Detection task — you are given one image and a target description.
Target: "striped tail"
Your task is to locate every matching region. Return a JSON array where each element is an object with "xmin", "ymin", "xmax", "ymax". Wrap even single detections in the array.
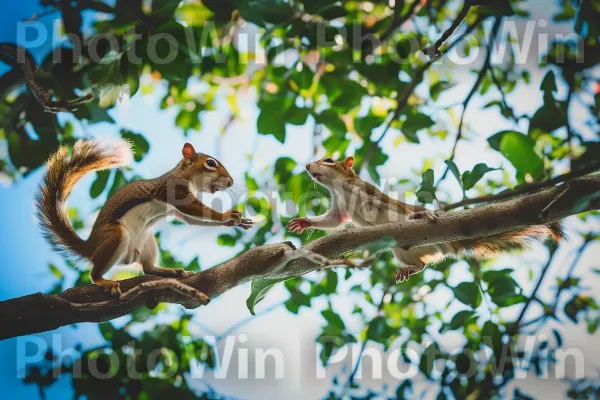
[
  {"xmin": 451, "ymin": 222, "xmax": 564, "ymax": 259},
  {"xmin": 35, "ymin": 139, "xmax": 132, "ymax": 260}
]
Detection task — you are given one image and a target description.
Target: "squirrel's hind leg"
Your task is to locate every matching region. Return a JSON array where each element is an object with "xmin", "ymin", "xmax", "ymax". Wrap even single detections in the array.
[
  {"xmin": 391, "ymin": 247, "xmax": 427, "ymax": 283},
  {"xmin": 90, "ymin": 225, "xmax": 129, "ymax": 296},
  {"xmin": 139, "ymin": 232, "xmax": 194, "ymax": 278},
  {"xmin": 395, "ymin": 262, "xmax": 426, "ymax": 283}
]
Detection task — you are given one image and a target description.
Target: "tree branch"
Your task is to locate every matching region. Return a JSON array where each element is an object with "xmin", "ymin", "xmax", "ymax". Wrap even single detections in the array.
[
  {"xmin": 361, "ymin": 16, "xmax": 484, "ymax": 171},
  {"xmin": 422, "ymin": 0, "xmax": 474, "ymax": 59},
  {"xmin": 2, "ymin": 174, "xmax": 600, "ymax": 340},
  {"xmin": 0, "ymin": 43, "xmax": 93, "ymax": 112},
  {"xmin": 365, "ymin": 0, "xmax": 424, "ymax": 56},
  {"xmin": 437, "ymin": 18, "xmax": 502, "ymax": 184},
  {"xmin": 443, "ymin": 159, "xmax": 600, "ymax": 210}
]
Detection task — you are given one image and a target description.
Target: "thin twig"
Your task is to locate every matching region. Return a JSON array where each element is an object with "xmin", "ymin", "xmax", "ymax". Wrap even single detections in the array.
[
  {"xmin": 437, "ymin": 18, "xmax": 502, "ymax": 185},
  {"xmin": 564, "ymin": 85, "xmax": 575, "ymax": 164},
  {"xmin": 343, "ymin": 285, "xmax": 391, "ymax": 392},
  {"xmin": 519, "ymin": 237, "xmax": 592, "ymax": 330},
  {"xmin": 217, "ymin": 301, "xmax": 285, "ymax": 341},
  {"xmin": 0, "ymin": 43, "xmax": 93, "ymax": 112},
  {"xmin": 488, "ymin": 63, "xmax": 520, "ymax": 124},
  {"xmin": 443, "ymin": 159, "xmax": 600, "ymax": 210},
  {"xmin": 368, "ymin": 0, "xmax": 424, "ymax": 56},
  {"xmin": 509, "ymin": 245, "xmax": 558, "ymax": 334},
  {"xmin": 283, "ymin": 248, "xmax": 377, "ymax": 270},
  {"xmin": 422, "ymin": 0, "xmax": 474, "ymax": 59},
  {"xmin": 551, "ymin": 236, "xmax": 593, "ymax": 313},
  {"xmin": 360, "ymin": 16, "xmax": 484, "ymax": 173}
]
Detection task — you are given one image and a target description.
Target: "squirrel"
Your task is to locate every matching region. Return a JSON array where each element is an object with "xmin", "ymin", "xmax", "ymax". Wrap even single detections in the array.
[
  {"xmin": 36, "ymin": 139, "xmax": 253, "ymax": 296},
  {"xmin": 287, "ymin": 156, "xmax": 563, "ymax": 283}
]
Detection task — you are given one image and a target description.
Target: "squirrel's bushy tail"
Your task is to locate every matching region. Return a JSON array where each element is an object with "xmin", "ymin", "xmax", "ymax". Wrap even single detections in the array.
[
  {"xmin": 451, "ymin": 222, "xmax": 564, "ymax": 258},
  {"xmin": 35, "ymin": 139, "xmax": 132, "ymax": 260}
]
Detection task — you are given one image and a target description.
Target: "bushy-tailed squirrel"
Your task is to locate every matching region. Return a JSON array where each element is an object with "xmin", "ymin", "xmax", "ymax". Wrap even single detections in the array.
[
  {"xmin": 288, "ymin": 156, "xmax": 563, "ymax": 282},
  {"xmin": 36, "ymin": 139, "xmax": 253, "ymax": 295}
]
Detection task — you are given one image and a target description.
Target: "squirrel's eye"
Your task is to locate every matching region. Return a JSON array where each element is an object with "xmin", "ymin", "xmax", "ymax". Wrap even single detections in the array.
[
  {"xmin": 205, "ymin": 159, "xmax": 217, "ymax": 169},
  {"xmin": 323, "ymin": 157, "xmax": 334, "ymax": 164}
]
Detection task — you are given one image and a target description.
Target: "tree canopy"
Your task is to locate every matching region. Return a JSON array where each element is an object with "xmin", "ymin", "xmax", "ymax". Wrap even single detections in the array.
[{"xmin": 1, "ymin": 0, "xmax": 600, "ymax": 399}]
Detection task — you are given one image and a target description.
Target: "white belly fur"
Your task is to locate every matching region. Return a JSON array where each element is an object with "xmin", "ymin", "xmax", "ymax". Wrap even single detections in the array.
[{"xmin": 118, "ymin": 200, "xmax": 173, "ymax": 264}]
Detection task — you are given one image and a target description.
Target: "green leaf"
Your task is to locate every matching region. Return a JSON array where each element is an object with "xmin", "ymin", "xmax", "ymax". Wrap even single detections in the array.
[
  {"xmin": 284, "ymin": 292, "xmax": 311, "ymax": 314},
  {"xmin": 48, "ymin": 264, "xmax": 63, "ymax": 279},
  {"xmin": 430, "ymin": 81, "xmax": 452, "ymax": 101},
  {"xmin": 476, "ymin": 0, "xmax": 515, "ymax": 16},
  {"xmin": 217, "ymin": 234, "xmax": 237, "ymax": 247},
  {"xmin": 462, "ymin": 163, "xmax": 500, "ymax": 191},
  {"xmin": 287, "ymin": 106, "xmax": 310, "ymax": 126},
  {"xmin": 419, "ymin": 342, "xmax": 441, "ymax": 378},
  {"xmin": 355, "ymin": 142, "xmax": 388, "ymax": 181},
  {"xmin": 529, "ymin": 102, "xmax": 566, "ymax": 135},
  {"xmin": 329, "ymin": 79, "xmax": 368, "ymax": 110},
  {"xmin": 487, "ymin": 131, "xmax": 543, "ymax": 180},
  {"xmin": 540, "ymin": 70, "xmax": 558, "ymax": 94},
  {"xmin": 355, "ymin": 115, "xmax": 385, "ymax": 138},
  {"xmin": 402, "ymin": 113, "xmax": 434, "ymax": 139},
  {"xmin": 488, "ymin": 276, "xmax": 525, "ymax": 307},
  {"xmin": 257, "ymin": 97, "xmax": 288, "ymax": 142},
  {"xmin": 454, "ymin": 351, "xmax": 474, "ymax": 374},
  {"xmin": 145, "ymin": 22, "xmax": 190, "ymax": 81},
  {"xmin": 442, "ymin": 310, "xmax": 476, "ymax": 332},
  {"xmin": 415, "ymin": 169, "xmax": 436, "ymax": 204},
  {"xmin": 246, "ymin": 278, "xmax": 288, "ymax": 315},
  {"xmin": 444, "ymin": 160, "xmax": 463, "ymax": 192},
  {"xmin": 481, "ymin": 321, "xmax": 503, "ymax": 359},
  {"xmin": 90, "ymin": 170, "xmax": 111, "ymax": 198},
  {"xmin": 274, "ymin": 157, "xmax": 296, "ymax": 185},
  {"xmin": 237, "ymin": 0, "xmax": 295, "ymax": 27},
  {"xmin": 88, "ymin": 50, "xmax": 123, "ymax": 88},
  {"xmin": 152, "ymin": 0, "xmax": 183, "ymax": 17},
  {"xmin": 453, "ymin": 282, "xmax": 482, "ymax": 309},
  {"xmin": 175, "ymin": 109, "xmax": 201, "ymax": 134},
  {"xmin": 482, "ymin": 268, "xmax": 513, "ymax": 284},
  {"xmin": 564, "ymin": 295, "xmax": 598, "ymax": 323},
  {"xmin": 121, "ymin": 130, "xmax": 150, "ymax": 162},
  {"xmin": 316, "ymin": 109, "xmax": 347, "ymax": 137}
]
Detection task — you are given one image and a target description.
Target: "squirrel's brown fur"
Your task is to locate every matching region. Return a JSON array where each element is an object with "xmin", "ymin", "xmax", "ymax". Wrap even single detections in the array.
[{"xmin": 35, "ymin": 139, "xmax": 132, "ymax": 260}]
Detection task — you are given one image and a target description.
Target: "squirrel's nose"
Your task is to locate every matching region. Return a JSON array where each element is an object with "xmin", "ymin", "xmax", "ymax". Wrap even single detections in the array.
[
  {"xmin": 226, "ymin": 177, "xmax": 233, "ymax": 187},
  {"xmin": 305, "ymin": 163, "xmax": 311, "ymax": 172}
]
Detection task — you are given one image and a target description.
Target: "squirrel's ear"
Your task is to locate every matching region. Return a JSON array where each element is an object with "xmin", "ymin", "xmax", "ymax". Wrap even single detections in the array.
[
  {"xmin": 344, "ymin": 156, "xmax": 355, "ymax": 169},
  {"xmin": 182, "ymin": 143, "xmax": 197, "ymax": 163}
]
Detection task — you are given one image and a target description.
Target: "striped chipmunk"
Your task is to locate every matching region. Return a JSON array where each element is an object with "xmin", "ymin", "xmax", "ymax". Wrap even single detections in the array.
[
  {"xmin": 36, "ymin": 139, "xmax": 253, "ymax": 296},
  {"xmin": 287, "ymin": 156, "xmax": 563, "ymax": 283}
]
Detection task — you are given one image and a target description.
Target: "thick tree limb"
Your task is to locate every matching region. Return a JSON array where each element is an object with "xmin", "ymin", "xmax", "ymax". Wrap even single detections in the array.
[{"xmin": 1, "ymin": 174, "xmax": 599, "ymax": 340}]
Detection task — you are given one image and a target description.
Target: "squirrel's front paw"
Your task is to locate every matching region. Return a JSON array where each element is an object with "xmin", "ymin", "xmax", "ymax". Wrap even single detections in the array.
[
  {"xmin": 287, "ymin": 217, "xmax": 312, "ymax": 234},
  {"xmin": 224, "ymin": 209, "xmax": 243, "ymax": 225},
  {"xmin": 224, "ymin": 217, "xmax": 254, "ymax": 230},
  {"xmin": 408, "ymin": 210, "xmax": 439, "ymax": 222}
]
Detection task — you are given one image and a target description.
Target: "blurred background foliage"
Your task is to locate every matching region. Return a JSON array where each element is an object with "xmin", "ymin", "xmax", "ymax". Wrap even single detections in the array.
[{"xmin": 1, "ymin": 0, "xmax": 600, "ymax": 399}]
